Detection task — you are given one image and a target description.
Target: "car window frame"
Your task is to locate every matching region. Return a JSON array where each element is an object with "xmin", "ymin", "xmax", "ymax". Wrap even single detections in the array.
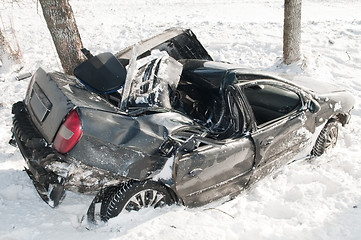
[{"xmin": 235, "ymin": 80, "xmax": 306, "ymax": 130}]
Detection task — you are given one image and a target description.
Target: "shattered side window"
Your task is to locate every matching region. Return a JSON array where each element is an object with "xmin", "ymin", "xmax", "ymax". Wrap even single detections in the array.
[{"xmin": 243, "ymin": 84, "xmax": 301, "ymax": 126}]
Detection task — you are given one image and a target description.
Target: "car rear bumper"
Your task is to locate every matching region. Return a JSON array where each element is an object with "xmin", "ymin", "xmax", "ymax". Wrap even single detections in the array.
[
  {"xmin": 11, "ymin": 101, "xmax": 66, "ymax": 207},
  {"xmin": 11, "ymin": 101, "xmax": 128, "ymax": 208}
]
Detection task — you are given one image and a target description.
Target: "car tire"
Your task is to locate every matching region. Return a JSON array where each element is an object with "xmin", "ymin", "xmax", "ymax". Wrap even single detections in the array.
[
  {"xmin": 311, "ymin": 120, "xmax": 339, "ymax": 156},
  {"xmin": 100, "ymin": 180, "xmax": 174, "ymax": 221}
]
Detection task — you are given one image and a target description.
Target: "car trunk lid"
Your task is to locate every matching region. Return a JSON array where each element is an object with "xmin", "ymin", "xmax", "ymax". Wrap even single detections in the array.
[
  {"xmin": 25, "ymin": 68, "xmax": 75, "ymax": 144},
  {"xmin": 25, "ymin": 68, "xmax": 117, "ymax": 144}
]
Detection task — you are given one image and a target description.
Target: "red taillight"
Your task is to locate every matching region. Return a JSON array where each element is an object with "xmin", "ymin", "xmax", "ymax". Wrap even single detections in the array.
[{"xmin": 53, "ymin": 110, "xmax": 83, "ymax": 154}]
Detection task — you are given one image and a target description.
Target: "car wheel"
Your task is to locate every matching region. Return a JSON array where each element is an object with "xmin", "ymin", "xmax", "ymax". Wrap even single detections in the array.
[
  {"xmin": 100, "ymin": 180, "xmax": 174, "ymax": 221},
  {"xmin": 311, "ymin": 120, "xmax": 339, "ymax": 156}
]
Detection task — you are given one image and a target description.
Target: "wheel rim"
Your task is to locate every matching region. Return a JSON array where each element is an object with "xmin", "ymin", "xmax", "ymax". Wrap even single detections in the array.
[
  {"xmin": 325, "ymin": 125, "xmax": 338, "ymax": 149},
  {"xmin": 124, "ymin": 189, "xmax": 166, "ymax": 211}
]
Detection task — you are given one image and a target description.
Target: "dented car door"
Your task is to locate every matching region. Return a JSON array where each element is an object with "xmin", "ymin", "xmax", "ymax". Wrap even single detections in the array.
[
  {"xmin": 174, "ymin": 137, "xmax": 255, "ymax": 207},
  {"xmin": 174, "ymin": 89, "xmax": 255, "ymax": 207},
  {"xmin": 239, "ymin": 82, "xmax": 313, "ymax": 181}
]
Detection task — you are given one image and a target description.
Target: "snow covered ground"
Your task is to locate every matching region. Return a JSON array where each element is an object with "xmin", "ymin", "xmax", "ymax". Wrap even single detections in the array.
[{"xmin": 1, "ymin": 0, "xmax": 361, "ymax": 239}]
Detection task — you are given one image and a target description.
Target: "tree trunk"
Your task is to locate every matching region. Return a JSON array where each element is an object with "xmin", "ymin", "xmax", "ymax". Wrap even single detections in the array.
[
  {"xmin": 39, "ymin": 0, "xmax": 84, "ymax": 75},
  {"xmin": 283, "ymin": 0, "xmax": 302, "ymax": 65},
  {"xmin": 0, "ymin": 26, "xmax": 22, "ymax": 65}
]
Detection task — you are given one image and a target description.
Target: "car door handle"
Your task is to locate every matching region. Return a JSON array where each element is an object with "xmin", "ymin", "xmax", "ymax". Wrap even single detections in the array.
[
  {"xmin": 261, "ymin": 137, "xmax": 274, "ymax": 146},
  {"xmin": 189, "ymin": 168, "xmax": 202, "ymax": 177}
]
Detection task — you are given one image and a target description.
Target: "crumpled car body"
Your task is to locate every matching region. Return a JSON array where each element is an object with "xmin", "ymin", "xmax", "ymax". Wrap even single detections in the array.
[{"xmin": 10, "ymin": 28, "xmax": 354, "ymax": 218}]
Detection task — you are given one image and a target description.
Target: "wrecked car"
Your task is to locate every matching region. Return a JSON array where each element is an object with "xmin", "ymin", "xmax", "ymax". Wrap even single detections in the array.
[{"xmin": 10, "ymin": 28, "xmax": 354, "ymax": 222}]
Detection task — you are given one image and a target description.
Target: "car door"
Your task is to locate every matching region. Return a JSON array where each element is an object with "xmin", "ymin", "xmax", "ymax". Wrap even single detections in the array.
[
  {"xmin": 238, "ymin": 81, "xmax": 315, "ymax": 182},
  {"xmin": 174, "ymin": 89, "xmax": 255, "ymax": 207}
]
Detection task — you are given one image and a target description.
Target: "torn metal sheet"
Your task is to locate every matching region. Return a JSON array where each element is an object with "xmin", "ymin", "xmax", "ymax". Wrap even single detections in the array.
[
  {"xmin": 128, "ymin": 56, "xmax": 183, "ymax": 109},
  {"xmin": 115, "ymin": 28, "xmax": 213, "ymax": 62}
]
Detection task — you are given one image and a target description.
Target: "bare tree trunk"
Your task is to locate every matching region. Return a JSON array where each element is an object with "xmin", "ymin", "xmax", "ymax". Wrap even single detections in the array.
[
  {"xmin": 39, "ymin": 0, "xmax": 84, "ymax": 75},
  {"xmin": 283, "ymin": 0, "xmax": 302, "ymax": 65},
  {"xmin": 1, "ymin": 19, "xmax": 23, "ymax": 65}
]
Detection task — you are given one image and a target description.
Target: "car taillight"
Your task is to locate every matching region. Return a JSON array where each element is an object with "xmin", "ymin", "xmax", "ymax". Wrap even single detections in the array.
[{"xmin": 53, "ymin": 110, "xmax": 83, "ymax": 154}]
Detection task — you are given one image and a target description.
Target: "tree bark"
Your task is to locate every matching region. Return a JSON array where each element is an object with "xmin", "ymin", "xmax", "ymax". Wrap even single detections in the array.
[
  {"xmin": 283, "ymin": 0, "xmax": 302, "ymax": 65},
  {"xmin": 39, "ymin": 0, "xmax": 84, "ymax": 75}
]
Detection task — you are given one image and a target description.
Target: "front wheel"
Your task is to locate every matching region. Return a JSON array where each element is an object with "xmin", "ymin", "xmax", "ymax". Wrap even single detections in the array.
[
  {"xmin": 311, "ymin": 120, "xmax": 339, "ymax": 156},
  {"xmin": 100, "ymin": 180, "xmax": 174, "ymax": 221}
]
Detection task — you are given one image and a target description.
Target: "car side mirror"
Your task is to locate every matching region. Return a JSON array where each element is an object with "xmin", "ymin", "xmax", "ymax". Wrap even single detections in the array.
[
  {"xmin": 179, "ymin": 135, "xmax": 226, "ymax": 153},
  {"xmin": 308, "ymin": 99, "xmax": 321, "ymax": 113},
  {"xmin": 160, "ymin": 136, "xmax": 199, "ymax": 156},
  {"xmin": 180, "ymin": 137, "xmax": 197, "ymax": 153}
]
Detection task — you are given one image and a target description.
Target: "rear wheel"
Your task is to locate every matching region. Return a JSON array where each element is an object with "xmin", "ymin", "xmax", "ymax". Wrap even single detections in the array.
[
  {"xmin": 311, "ymin": 120, "xmax": 339, "ymax": 156},
  {"xmin": 100, "ymin": 180, "xmax": 174, "ymax": 221}
]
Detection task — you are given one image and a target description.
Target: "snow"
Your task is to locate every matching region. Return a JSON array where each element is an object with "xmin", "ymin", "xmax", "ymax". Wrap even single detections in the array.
[
  {"xmin": 151, "ymin": 156, "xmax": 175, "ymax": 182},
  {"xmin": 1, "ymin": 0, "xmax": 361, "ymax": 239}
]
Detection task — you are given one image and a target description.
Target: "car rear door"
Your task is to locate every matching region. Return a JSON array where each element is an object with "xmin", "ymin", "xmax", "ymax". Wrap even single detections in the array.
[{"xmin": 174, "ymin": 89, "xmax": 255, "ymax": 207}]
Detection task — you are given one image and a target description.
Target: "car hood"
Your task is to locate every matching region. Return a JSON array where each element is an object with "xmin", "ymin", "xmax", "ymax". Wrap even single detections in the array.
[
  {"xmin": 280, "ymin": 74, "xmax": 346, "ymax": 94},
  {"xmin": 283, "ymin": 74, "xmax": 355, "ymax": 112}
]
